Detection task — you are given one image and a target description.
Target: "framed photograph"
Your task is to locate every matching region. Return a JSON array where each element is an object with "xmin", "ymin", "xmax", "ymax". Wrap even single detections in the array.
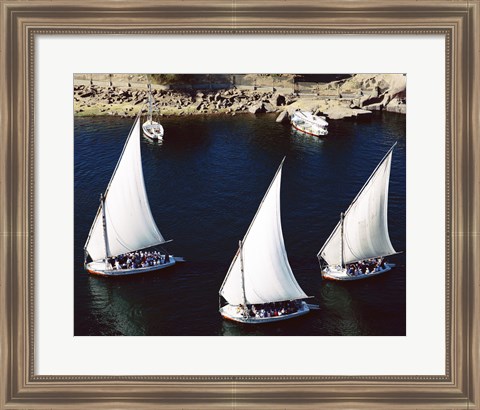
[
  {"xmin": 1, "ymin": 1, "xmax": 479, "ymax": 408},
  {"xmin": 74, "ymin": 72, "xmax": 406, "ymax": 336}
]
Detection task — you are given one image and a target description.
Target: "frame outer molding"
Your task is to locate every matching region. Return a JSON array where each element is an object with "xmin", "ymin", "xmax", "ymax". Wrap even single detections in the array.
[
  {"xmin": 0, "ymin": 0, "xmax": 479, "ymax": 408},
  {"xmin": 468, "ymin": 2, "xmax": 479, "ymax": 409}
]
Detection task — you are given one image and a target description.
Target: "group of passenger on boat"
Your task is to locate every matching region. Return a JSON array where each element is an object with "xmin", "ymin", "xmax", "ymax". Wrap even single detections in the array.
[
  {"xmin": 107, "ymin": 250, "xmax": 170, "ymax": 271},
  {"xmin": 347, "ymin": 257, "xmax": 386, "ymax": 276},
  {"xmin": 236, "ymin": 300, "xmax": 301, "ymax": 318}
]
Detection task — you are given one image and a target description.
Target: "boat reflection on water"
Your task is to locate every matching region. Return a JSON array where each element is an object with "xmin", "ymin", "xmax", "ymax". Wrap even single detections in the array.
[
  {"xmin": 319, "ymin": 282, "xmax": 363, "ymax": 336},
  {"xmin": 290, "ymin": 128, "xmax": 325, "ymax": 145},
  {"xmin": 219, "ymin": 311, "xmax": 312, "ymax": 336},
  {"xmin": 87, "ymin": 275, "xmax": 148, "ymax": 335},
  {"xmin": 220, "ymin": 320, "xmax": 263, "ymax": 336},
  {"xmin": 319, "ymin": 267, "xmax": 403, "ymax": 336},
  {"xmin": 142, "ymin": 136, "xmax": 164, "ymax": 147}
]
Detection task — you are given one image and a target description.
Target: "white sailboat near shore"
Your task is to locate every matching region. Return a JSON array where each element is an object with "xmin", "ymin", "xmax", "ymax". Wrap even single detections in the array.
[
  {"xmin": 84, "ymin": 116, "xmax": 177, "ymax": 276},
  {"xmin": 219, "ymin": 158, "xmax": 311, "ymax": 323},
  {"xmin": 317, "ymin": 143, "xmax": 399, "ymax": 281},
  {"xmin": 142, "ymin": 83, "xmax": 164, "ymax": 141}
]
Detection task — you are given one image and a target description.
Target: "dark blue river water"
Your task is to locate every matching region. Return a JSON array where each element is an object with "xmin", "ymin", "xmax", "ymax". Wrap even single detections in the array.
[{"xmin": 74, "ymin": 111, "xmax": 406, "ymax": 336}]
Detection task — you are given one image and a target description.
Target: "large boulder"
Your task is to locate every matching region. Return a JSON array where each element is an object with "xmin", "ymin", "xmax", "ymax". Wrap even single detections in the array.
[
  {"xmin": 272, "ymin": 93, "xmax": 286, "ymax": 106},
  {"xmin": 323, "ymin": 106, "xmax": 371, "ymax": 120},
  {"xmin": 263, "ymin": 102, "xmax": 277, "ymax": 113},
  {"xmin": 248, "ymin": 103, "xmax": 265, "ymax": 114},
  {"xmin": 339, "ymin": 74, "xmax": 406, "ymax": 110},
  {"xmin": 275, "ymin": 110, "xmax": 290, "ymax": 123},
  {"xmin": 385, "ymin": 97, "xmax": 406, "ymax": 114}
]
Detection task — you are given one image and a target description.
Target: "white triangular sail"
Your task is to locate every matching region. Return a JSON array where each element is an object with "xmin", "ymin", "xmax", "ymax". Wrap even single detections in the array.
[
  {"xmin": 84, "ymin": 117, "xmax": 166, "ymax": 261},
  {"xmin": 220, "ymin": 160, "xmax": 308, "ymax": 305},
  {"xmin": 318, "ymin": 145, "xmax": 397, "ymax": 266}
]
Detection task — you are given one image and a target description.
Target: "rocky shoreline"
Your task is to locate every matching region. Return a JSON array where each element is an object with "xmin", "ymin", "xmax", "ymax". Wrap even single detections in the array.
[{"xmin": 74, "ymin": 74, "xmax": 406, "ymax": 121}]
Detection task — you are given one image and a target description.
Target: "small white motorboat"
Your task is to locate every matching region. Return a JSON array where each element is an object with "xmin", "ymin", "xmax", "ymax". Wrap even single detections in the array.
[{"xmin": 291, "ymin": 110, "xmax": 328, "ymax": 137}]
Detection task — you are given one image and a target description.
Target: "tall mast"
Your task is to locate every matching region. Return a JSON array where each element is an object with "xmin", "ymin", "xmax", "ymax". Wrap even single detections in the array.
[
  {"xmin": 100, "ymin": 193, "xmax": 111, "ymax": 264},
  {"xmin": 340, "ymin": 212, "xmax": 345, "ymax": 268},
  {"xmin": 147, "ymin": 83, "xmax": 152, "ymax": 123},
  {"xmin": 239, "ymin": 240, "xmax": 248, "ymax": 309}
]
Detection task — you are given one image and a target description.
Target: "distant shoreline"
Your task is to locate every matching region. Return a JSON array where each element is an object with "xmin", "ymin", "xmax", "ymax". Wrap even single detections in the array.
[{"xmin": 74, "ymin": 74, "xmax": 406, "ymax": 121}]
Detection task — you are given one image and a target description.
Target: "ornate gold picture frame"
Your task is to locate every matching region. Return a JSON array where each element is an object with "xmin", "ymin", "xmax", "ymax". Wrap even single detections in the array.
[{"xmin": 1, "ymin": 0, "xmax": 478, "ymax": 408}]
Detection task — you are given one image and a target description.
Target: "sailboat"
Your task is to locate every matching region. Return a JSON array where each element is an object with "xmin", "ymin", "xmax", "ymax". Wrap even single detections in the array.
[
  {"xmin": 84, "ymin": 115, "xmax": 177, "ymax": 276},
  {"xmin": 142, "ymin": 83, "xmax": 164, "ymax": 141},
  {"xmin": 317, "ymin": 143, "xmax": 399, "ymax": 281},
  {"xmin": 219, "ymin": 158, "xmax": 311, "ymax": 323}
]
